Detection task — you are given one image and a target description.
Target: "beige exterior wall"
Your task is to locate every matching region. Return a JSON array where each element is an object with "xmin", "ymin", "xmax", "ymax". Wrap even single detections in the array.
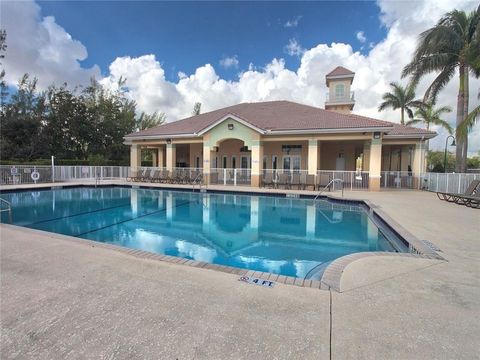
[{"xmin": 127, "ymin": 116, "xmax": 430, "ymax": 190}]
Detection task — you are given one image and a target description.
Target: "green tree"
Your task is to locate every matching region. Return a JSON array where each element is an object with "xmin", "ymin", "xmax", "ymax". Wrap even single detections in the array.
[
  {"xmin": 0, "ymin": 29, "xmax": 7, "ymax": 108},
  {"xmin": 378, "ymin": 82, "xmax": 422, "ymax": 124},
  {"xmin": 192, "ymin": 102, "xmax": 201, "ymax": 116},
  {"xmin": 136, "ymin": 111, "xmax": 166, "ymax": 131},
  {"xmin": 402, "ymin": 6, "xmax": 480, "ymax": 172},
  {"xmin": 406, "ymin": 102, "xmax": 453, "ymax": 133},
  {"xmin": 0, "ymin": 74, "xmax": 47, "ymax": 160}
]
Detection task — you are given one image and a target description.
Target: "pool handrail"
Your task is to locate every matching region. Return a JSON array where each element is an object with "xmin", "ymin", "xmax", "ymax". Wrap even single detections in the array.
[
  {"xmin": 314, "ymin": 178, "xmax": 344, "ymax": 200},
  {"xmin": 0, "ymin": 197, "xmax": 13, "ymax": 223}
]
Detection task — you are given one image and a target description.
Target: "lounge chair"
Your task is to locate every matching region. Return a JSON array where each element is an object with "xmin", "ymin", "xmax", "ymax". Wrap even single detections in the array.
[
  {"xmin": 262, "ymin": 172, "xmax": 274, "ymax": 188},
  {"xmin": 455, "ymin": 191, "xmax": 480, "ymax": 208},
  {"xmin": 291, "ymin": 173, "xmax": 301, "ymax": 189},
  {"xmin": 278, "ymin": 173, "xmax": 290, "ymax": 189},
  {"xmin": 436, "ymin": 180, "xmax": 480, "ymax": 202},
  {"xmin": 304, "ymin": 174, "xmax": 316, "ymax": 191}
]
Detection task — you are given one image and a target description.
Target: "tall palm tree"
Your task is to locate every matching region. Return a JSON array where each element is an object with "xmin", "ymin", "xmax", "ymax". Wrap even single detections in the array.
[
  {"xmin": 406, "ymin": 102, "xmax": 453, "ymax": 134},
  {"xmin": 402, "ymin": 6, "xmax": 480, "ymax": 172},
  {"xmin": 457, "ymin": 90, "xmax": 480, "ymax": 139},
  {"xmin": 378, "ymin": 82, "xmax": 422, "ymax": 125}
]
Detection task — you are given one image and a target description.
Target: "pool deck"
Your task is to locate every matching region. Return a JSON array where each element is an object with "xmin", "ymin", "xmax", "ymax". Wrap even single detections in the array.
[{"xmin": 1, "ymin": 182, "xmax": 479, "ymax": 359}]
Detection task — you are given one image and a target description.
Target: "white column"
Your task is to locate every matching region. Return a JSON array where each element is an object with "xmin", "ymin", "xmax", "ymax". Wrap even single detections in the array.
[
  {"xmin": 250, "ymin": 141, "xmax": 263, "ymax": 187},
  {"xmin": 308, "ymin": 139, "xmax": 318, "ymax": 175},
  {"xmin": 166, "ymin": 143, "xmax": 176, "ymax": 171},
  {"xmin": 203, "ymin": 145, "xmax": 211, "ymax": 184},
  {"xmin": 130, "ymin": 144, "xmax": 142, "ymax": 176},
  {"xmin": 368, "ymin": 134, "xmax": 382, "ymax": 191}
]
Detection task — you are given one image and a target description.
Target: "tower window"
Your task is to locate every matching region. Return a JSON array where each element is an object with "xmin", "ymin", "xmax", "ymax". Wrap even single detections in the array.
[{"xmin": 335, "ymin": 84, "xmax": 345, "ymax": 98}]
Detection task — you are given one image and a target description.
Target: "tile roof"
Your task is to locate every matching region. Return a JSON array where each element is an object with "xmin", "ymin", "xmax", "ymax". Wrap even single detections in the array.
[
  {"xmin": 125, "ymin": 100, "xmax": 436, "ymax": 139},
  {"xmin": 325, "ymin": 66, "xmax": 355, "ymax": 77}
]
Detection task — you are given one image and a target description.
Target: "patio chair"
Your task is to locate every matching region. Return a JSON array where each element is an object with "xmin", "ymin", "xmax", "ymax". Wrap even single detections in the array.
[
  {"xmin": 436, "ymin": 180, "xmax": 480, "ymax": 203},
  {"xmin": 130, "ymin": 169, "xmax": 147, "ymax": 182},
  {"xmin": 304, "ymin": 174, "xmax": 316, "ymax": 191},
  {"xmin": 278, "ymin": 173, "xmax": 290, "ymax": 189},
  {"xmin": 262, "ymin": 172, "xmax": 274, "ymax": 188},
  {"xmin": 209, "ymin": 172, "xmax": 218, "ymax": 184},
  {"xmin": 454, "ymin": 190, "xmax": 480, "ymax": 209},
  {"xmin": 291, "ymin": 173, "xmax": 301, "ymax": 189}
]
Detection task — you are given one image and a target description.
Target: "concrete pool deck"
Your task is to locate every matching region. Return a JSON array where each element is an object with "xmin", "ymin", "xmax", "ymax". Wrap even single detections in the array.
[{"xmin": 1, "ymin": 185, "xmax": 479, "ymax": 359}]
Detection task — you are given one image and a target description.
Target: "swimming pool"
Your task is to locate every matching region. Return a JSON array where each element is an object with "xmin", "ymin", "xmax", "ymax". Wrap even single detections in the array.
[{"xmin": 0, "ymin": 186, "xmax": 408, "ymax": 278}]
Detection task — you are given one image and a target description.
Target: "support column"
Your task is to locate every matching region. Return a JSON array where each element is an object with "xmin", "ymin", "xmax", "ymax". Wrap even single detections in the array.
[
  {"xmin": 158, "ymin": 147, "xmax": 164, "ymax": 168},
  {"xmin": 203, "ymin": 144, "xmax": 211, "ymax": 185},
  {"xmin": 308, "ymin": 139, "xmax": 318, "ymax": 175},
  {"xmin": 250, "ymin": 141, "xmax": 264, "ymax": 187},
  {"xmin": 151, "ymin": 149, "xmax": 158, "ymax": 167},
  {"xmin": 166, "ymin": 143, "xmax": 176, "ymax": 172},
  {"xmin": 363, "ymin": 142, "xmax": 370, "ymax": 171},
  {"xmin": 130, "ymin": 144, "xmax": 142, "ymax": 176},
  {"xmin": 368, "ymin": 134, "xmax": 382, "ymax": 191},
  {"xmin": 412, "ymin": 142, "xmax": 426, "ymax": 189}
]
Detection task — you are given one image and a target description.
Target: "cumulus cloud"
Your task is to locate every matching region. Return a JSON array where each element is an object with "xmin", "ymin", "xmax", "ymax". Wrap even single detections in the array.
[
  {"xmin": 3, "ymin": 0, "xmax": 480, "ymax": 154},
  {"xmin": 284, "ymin": 15, "xmax": 302, "ymax": 28},
  {"xmin": 0, "ymin": 0, "xmax": 100, "ymax": 89},
  {"xmin": 356, "ymin": 31, "xmax": 367, "ymax": 43},
  {"xmin": 219, "ymin": 55, "xmax": 239, "ymax": 69},
  {"xmin": 284, "ymin": 38, "xmax": 305, "ymax": 57}
]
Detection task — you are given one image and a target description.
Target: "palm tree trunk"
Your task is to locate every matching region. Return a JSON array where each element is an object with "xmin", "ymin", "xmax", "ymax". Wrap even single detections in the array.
[
  {"xmin": 461, "ymin": 65, "xmax": 469, "ymax": 173},
  {"xmin": 455, "ymin": 65, "xmax": 466, "ymax": 172},
  {"xmin": 400, "ymin": 108, "xmax": 405, "ymax": 125}
]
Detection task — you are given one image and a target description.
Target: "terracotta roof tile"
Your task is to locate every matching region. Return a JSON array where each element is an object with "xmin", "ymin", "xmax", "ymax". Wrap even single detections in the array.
[{"xmin": 125, "ymin": 101, "xmax": 436, "ymax": 139}]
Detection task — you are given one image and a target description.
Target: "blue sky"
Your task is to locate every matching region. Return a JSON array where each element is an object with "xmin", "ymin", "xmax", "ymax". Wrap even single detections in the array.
[
  {"xmin": 38, "ymin": 1, "xmax": 386, "ymax": 81},
  {"xmin": 2, "ymin": 0, "xmax": 479, "ymax": 153}
]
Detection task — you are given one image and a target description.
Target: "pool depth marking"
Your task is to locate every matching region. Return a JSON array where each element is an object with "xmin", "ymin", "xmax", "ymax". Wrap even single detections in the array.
[{"xmin": 75, "ymin": 200, "xmax": 195, "ymax": 237}]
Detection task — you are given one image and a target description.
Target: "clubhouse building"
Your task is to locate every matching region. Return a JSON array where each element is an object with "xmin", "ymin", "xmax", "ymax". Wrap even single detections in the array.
[{"xmin": 124, "ymin": 67, "xmax": 436, "ymax": 191}]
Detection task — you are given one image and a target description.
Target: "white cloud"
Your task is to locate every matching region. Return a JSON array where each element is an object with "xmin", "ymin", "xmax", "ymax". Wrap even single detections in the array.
[
  {"xmin": 1, "ymin": 0, "xmax": 100, "ymax": 89},
  {"xmin": 356, "ymin": 31, "xmax": 367, "ymax": 43},
  {"xmin": 3, "ymin": 0, "xmax": 480, "ymax": 155},
  {"xmin": 284, "ymin": 16, "xmax": 302, "ymax": 28},
  {"xmin": 219, "ymin": 55, "xmax": 239, "ymax": 69},
  {"xmin": 284, "ymin": 38, "xmax": 305, "ymax": 57}
]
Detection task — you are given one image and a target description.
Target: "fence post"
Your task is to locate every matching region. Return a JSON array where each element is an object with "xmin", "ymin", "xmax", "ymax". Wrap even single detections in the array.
[
  {"xmin": 234, "ymin": 169, "xmax": 237, "ymax": 186},
  {"xmin": 51, "ymin": 156, "xmax": 55, "ymax": 183},
  {"xmin": 223, "ymin": 169, "xmax": 227, "ymax": 185}
]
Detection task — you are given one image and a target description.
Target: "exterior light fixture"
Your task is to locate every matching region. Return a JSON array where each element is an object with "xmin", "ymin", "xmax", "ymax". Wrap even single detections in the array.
[
  {"xmin": 443, "ymin": 135, "xmax": 456, "ymax": 173},
  {"xmin": 228, "ymin": 124, "xmax": 234, "ymax": 130},
  {"xmin": 166, "ymin": 139, "xmax": 172, "ymax": 144},
  {"xmin": 213, "ymin": 146, "xmax": 219, "ymax": 152},
  {"xmin": 373, "ymin": 132, "xmax": 381, "ymax": 139}
]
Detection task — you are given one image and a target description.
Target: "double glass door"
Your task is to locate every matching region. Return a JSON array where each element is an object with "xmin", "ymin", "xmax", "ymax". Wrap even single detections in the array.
[{"xmin": 283, "ymin": 155, "xmax": 301, "ymax": 172}]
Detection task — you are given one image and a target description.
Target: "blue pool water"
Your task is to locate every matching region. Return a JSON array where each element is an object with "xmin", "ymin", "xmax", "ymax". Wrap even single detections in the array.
[{"xmin": 0, "ymin": 187, "xmax": 407, "ymax": 278}]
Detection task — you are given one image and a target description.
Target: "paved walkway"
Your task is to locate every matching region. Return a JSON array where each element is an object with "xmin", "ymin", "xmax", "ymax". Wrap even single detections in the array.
[{"xmin": 1, "ymin": 188, "xmax": 479, "ymax": 359}]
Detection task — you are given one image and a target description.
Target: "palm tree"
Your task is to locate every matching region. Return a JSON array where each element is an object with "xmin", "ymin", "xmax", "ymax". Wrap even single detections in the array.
[
  {"xmin": 402, "ymin": 6, "xmax": 480, "ymax": 172},
  {"xmin": 378, "ymin": 82, "xmax": 422, "ymax": 125},
  {"xmin": 406, "ymin": 102, "xmax": 453, "ymax": 134},
  {"xmin": 457, "ymin": 90, "xmax": 480, "ymax": 139}
]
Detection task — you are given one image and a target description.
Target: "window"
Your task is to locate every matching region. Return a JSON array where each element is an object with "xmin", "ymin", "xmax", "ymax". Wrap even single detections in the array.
[
  {"xmin": 232, "ymin": 156, "xmax": 236, "ymax": 169},
  {"xmin": 223, "ymin": 156, "xmax": 228, "ymax": 169},
  {"xmin": 335, "ymin": 84, "xmax": 345, "ymax": 98},
  {"xmin": 240, "ymin": 156, "xmax": 249, "ymax": 169},
  {"xmin": 283, "ymin": 155, "xmax": 301, "ymax": 173},
  {"xmin": 195, "ymin": 156, "xmax": 200, "ymax": 169},
  {"xmin": 272, "ymin": 156, "xmax": 278, "ymax": 170},
  {"xmin": 214, "ymin": 156, "xmax": 218, "ymax": 168}
]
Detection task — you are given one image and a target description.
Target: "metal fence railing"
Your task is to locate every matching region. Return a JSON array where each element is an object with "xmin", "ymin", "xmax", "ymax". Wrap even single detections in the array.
[
  {"xmin": 209, "ymin": 168, "xmax": 251, "ymax": 186},
  {"xmin": 422, "ymin": 172, "xmax": 480, "ymax": 194},
  {"xmin": 1, "ymin": 164, "xmax": 479, "ymax": 194},
  {"xmin": 380, "ymin": 171, "xmax": 420, "ymax": 190}
]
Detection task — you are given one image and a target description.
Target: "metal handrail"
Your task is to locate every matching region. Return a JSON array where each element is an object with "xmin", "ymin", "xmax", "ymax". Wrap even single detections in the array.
[
  {"xmin": 192, "ymin": 172, "xmax": 205, "ymax": 191},
  {"xmin": 314, "ymin": 178, "xmax": 344, "ymax": 200},
  {"xmin": 0, "ymin": 197, "xmax": 13, "ymax": 223}
]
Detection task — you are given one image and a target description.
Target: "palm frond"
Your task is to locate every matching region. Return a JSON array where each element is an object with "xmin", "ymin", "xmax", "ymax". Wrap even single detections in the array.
[
  {"xmin": 405, "ymin": 119, "xmax": 422, "ymax": 126},
  {"xmin": 423, "ymin": 65, "xmax": 456, "ymax": 102},
  {"xmin": 457, "ymin": 104, "xmax": 480, "ymax": 139}
]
